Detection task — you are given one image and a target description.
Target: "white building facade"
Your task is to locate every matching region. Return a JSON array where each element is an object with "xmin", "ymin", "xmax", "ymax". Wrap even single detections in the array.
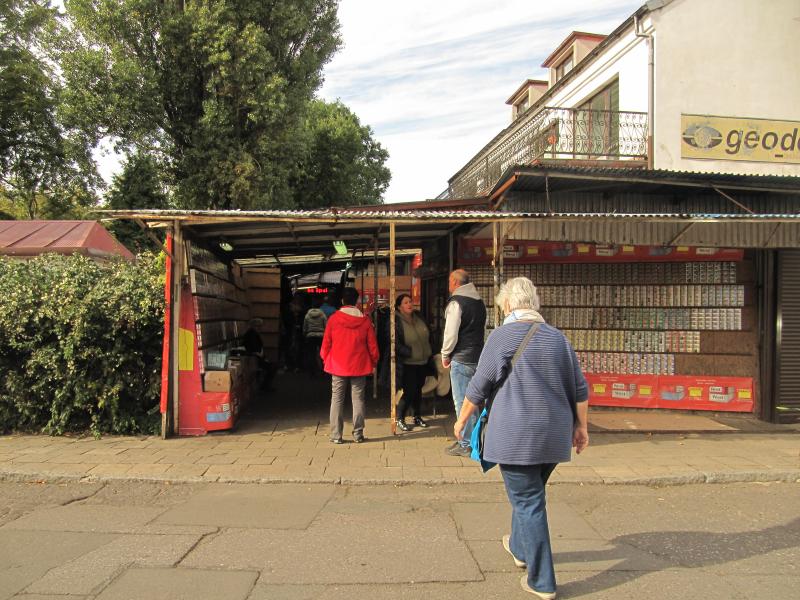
[
  {"xmin": 446, "ymin": 0, "xmax": 800, "ymax": 198},
  {"xmin": 441, "ymin": 0, "xmax": 800, "ymax": 423}
]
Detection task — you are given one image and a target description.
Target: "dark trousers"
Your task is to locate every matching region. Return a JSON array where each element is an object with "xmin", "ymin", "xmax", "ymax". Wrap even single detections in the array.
[
  {"xmin": 397, "ymin": 364, "xmax": 426, "ymax": 421},
  {"xmin": 305, "ymin": 336, "xmax": 323, "ymax": 374}
]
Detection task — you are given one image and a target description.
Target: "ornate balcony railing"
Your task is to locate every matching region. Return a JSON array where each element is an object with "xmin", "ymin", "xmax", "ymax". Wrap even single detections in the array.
[{"xmin": 442, "ymin": 106, "xmax": 648, "ymax": 199}]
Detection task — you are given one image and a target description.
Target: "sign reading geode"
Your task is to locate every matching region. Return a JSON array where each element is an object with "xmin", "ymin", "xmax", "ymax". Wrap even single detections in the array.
[{"xmin": 681, "ymin": 114, "xmax": 800, "ymax": 164}]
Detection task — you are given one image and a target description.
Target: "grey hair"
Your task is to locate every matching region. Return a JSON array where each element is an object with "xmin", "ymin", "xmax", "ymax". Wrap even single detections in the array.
[
  {"xmin": 450, "ymin": 269, "xmax": 470, "ymax": 285},
  {"xmin": 496, "ymin": 277, "xmax": 540, "ymax": 314}
]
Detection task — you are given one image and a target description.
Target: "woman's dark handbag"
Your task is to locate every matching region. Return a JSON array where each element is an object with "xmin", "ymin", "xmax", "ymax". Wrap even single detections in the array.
[{"xmin": 470, "ymin": 323, "xmax": 540, "ymax": 472}]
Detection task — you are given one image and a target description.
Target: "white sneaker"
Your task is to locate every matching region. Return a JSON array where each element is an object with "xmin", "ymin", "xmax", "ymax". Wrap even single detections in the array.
[
  {"xmin": 520, "ymin": 574, "xmax": 556, "ymax": 599},
  {"xmin": 502, "ymin": 534, "xmax": 526, "ymax": 568}
]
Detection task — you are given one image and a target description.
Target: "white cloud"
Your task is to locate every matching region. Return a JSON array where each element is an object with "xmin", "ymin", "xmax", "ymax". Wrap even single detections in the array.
[{"xmin": 320, "ymin": 0, "xmax": 642, "ymax": 201}]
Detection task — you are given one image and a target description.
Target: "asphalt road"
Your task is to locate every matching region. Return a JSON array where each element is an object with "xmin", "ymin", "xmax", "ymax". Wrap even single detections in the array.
[{"xmin": 0, "ymin": 479, "xmax": 797, "ymax": 599}]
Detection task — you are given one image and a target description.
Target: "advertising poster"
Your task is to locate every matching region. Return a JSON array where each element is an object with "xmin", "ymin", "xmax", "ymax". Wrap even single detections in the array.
[
  {"xmin": 457, "ymin": 239, "xmax": 743, "ymax": 264},
  {"xmin": 586, "ymin": 374, "xmax": 754, "ymax": 412},
  {"xmin": 411, "ymin": 252, "xmax": 423, "ymax": 306}
]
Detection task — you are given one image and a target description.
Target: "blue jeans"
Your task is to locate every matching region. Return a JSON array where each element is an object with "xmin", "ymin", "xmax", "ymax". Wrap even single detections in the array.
[
  {"xmin": 450, "ymin": 359, "xmax": 477, "ymax": 449},
  {"xmin": 501, "ymin": 463, "xmax": 558, "ymax": 593}
]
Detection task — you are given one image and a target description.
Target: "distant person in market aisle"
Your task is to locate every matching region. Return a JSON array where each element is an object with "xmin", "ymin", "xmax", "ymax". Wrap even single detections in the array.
[
  {"xmin": 454, "ymin": 276, "xmax": 589, "ymax": 599},
  {"xmin": 320, "ymin": 294, "xmax": 337, "ymax": 318},
  {"xmin": 241, "ymin": 318, "xmax": 275, "ymax": 390},
  {"xmin": 303, "ymin": 296, "xmax": 328, "ymax": 374},
  {"xmin": 285, "ymin": 294, "xmax": 306, "ymax": 373},
  {"xmin": 321, "ymin": 287, "xmax": 379, "ymax": 444},
  {"xmin": 441, "ymin": 269, "xmax": 487, "ymax": 457},
  {"xmin": 379, "ymin": 294, "xmax": 433, "ymax": 432}
]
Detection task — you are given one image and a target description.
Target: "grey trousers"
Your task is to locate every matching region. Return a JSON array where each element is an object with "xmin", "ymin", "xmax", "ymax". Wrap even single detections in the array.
[{"xmin": 330, "ymin": 375, "xmax": 366, "ymax": 441}]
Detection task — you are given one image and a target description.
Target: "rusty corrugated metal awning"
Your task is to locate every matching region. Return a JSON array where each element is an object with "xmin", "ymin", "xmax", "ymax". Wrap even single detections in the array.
[
  {"xmin": 100, "ymin": 207, "xmax": 800, "ymax": 260},
  {"xmin": 0, "ymin": 220, "xmax": 134, "ymax": 260},
  {"xmin": 493, "ymin": 163, "xmax": 800, "ymax": 196}
]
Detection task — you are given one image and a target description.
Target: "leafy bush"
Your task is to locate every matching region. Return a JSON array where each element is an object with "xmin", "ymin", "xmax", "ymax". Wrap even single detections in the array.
[{"xmin": 0, "ymin": 252, "xmax": 166, "ymax": 436}]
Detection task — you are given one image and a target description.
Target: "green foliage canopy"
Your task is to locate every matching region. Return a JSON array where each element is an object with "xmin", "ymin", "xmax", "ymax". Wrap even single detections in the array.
[
  {"xmin": 62, "ymin": 0, "xmax": 345, "ymax": 209},
  {"xmin": 106, "ymin": 153, "xmax": 170, "ymax": 253},
  {"xmin": 0, "ymin": 0, "xmax": 99, "ymax": 218},
  {"xmin": 293, "ymin": 99, "xmax": 390, "ymax": 208}
]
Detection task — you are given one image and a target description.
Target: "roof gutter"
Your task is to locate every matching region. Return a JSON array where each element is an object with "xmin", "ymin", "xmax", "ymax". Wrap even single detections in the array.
[
  {"xmin": 634, "ymin": 11, "xmax": 655, "ymax": 169},
  {"xmin": 490, "ymin": 174, "xmax": 518, "ymax": 210}
]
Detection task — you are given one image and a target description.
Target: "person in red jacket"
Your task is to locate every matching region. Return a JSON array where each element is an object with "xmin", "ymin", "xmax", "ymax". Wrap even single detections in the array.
[{"xmin": 320, "ymin": 287, "xmax": 379, "ymax": 444}]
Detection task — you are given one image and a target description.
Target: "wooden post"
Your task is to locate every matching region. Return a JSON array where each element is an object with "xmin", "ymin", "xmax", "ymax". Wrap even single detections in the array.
[
  {"xmin": 160, "ymin": 232, "xmax": 174, "ymax": 439},
  {"xmin": 372, "ymin": 235, "xmax": 379, "ymax": 401},
  {"xmin": 448, "ymin": 231, "xmax": 454, "ymax": 273},
  {"xmin": 499, "ymin": 221, "xmax": 505, "ymax": 314},
  {"xmin": 390, "ymin": 222, "xmax": 398, "ymax": 434},
  {"xmin": 170, "ymin": 220, "xmax": 183, "ymax": 436},
  {"xmin": 492, "ymin": 222, "xmax": 500, "ymax": 327}
]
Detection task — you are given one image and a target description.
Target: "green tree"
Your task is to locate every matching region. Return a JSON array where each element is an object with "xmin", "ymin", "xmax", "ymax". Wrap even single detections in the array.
[
  {"xmin": 106, "ymin": 153, "xmax": 170, "ymax": 253},
  {"xmin": 293, "ymin": 99, "xmax": 390, "ymax": 208},
  {"xmin": 0, "ymin": 0, "xmax": 98, "ymax": 218},
  {"xmin": 61, "ymin": 0, "xmax": 342, "ymax": 210}
]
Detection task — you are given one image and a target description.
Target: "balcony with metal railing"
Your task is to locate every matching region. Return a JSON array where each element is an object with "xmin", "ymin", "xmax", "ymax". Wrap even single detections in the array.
[{"xmin": 439, "ymin": 106, "xmax": 648, "ymax": 200}]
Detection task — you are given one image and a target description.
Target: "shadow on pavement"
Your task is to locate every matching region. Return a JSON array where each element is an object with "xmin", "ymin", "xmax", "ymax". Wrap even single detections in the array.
[{"xmin": 555, "ymin": 517, "xmax": 800, "ymax": 598}]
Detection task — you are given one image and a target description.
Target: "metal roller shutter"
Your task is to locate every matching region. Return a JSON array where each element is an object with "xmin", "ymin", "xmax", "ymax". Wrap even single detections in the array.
[{"xmin": 777, "ymin": 251, "xmax": 800, "ymax": 422}]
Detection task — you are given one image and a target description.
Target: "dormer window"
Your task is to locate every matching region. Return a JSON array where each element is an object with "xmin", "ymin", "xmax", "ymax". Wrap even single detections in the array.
[
  {"xmin": 542, "ymin": 32, "xmax": 606, "ymax": 87},
  {"xmin": 555, "ymin": 54, "xmax": 574, "ymax": 82},
  {"xmin": 505, "ymin": 79, "xmax": 549, "ymax": 122}
]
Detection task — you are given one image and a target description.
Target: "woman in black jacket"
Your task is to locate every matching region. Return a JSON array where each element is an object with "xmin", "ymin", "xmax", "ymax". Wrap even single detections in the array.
[{"xmin": 379, "ymin": 294, "xmax": 433, "ymax": 431}]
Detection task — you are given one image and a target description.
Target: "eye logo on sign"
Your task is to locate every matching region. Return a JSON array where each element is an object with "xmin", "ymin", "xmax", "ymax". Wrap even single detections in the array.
[
  {"xmin": 682, "ymin": 125, "xmax": 723, "ymax": 149},
  {"xmin": 681, "ymin": 114, "xmax": 800, "ymax": 164}
]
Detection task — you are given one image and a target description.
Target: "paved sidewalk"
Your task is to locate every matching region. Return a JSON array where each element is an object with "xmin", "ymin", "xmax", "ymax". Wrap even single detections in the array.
[
  {"xmin": 3, "ymin": 479, "xmax": 798, "ymax": 598},
  {"xmin": 1, "ymin": 412, "xmax": 798, "ymax": 486}
]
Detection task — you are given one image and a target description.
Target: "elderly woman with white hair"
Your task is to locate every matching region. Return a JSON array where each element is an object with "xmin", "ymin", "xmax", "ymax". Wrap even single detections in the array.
[{"xmin": 454, "ymin": 277, "xmax": 589, "ymax": 599}]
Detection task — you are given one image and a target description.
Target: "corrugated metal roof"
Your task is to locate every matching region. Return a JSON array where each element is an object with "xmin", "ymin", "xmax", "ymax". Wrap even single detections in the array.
[
  {"xmin": 102, "ymin": 208, "xmax": 800, "ymax": 222},
  {"xmin": 495, "ymin": 163, "xmax": 800, "ymax": 196},
  {"xmin": 0, "ymin": 220, "xmax": 134, "ymax": 259},
  {"xmin": 100, "ymin": 207, "xmax": 800, "ymax": 256}
]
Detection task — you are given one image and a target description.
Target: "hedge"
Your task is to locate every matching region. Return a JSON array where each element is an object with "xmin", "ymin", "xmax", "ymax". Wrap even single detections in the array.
[{"xmin": 0, "ymin": 252, "xmax": 166, "ymax": 436}]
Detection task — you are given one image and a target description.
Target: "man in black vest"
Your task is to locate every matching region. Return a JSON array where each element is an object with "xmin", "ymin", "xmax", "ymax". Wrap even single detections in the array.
[{"xmin": 441, "ymin": 269, "xmax": 487, "ymax": 457}]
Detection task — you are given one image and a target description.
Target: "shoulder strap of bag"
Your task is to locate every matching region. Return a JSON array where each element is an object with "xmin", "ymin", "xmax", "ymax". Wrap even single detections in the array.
[{"xmin": 486, "ymin": 322, "xmax": 540, "ymax": 415}]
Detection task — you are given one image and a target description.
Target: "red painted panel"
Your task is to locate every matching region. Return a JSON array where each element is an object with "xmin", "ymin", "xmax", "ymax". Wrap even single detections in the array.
[{"xmin": 587, "ymin": 373, "xmax": 754, "ymax": 412}]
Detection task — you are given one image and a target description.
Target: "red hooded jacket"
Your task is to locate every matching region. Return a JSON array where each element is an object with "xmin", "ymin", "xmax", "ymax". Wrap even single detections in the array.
[{"xmin": 320, "ymin": 306, "xmax": 379, "ymax": 377}]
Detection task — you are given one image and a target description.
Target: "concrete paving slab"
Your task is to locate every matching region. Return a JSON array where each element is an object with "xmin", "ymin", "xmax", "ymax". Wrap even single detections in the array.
[
  {"xmin": 183, "ymin": 509, "xmax": 482, "ymax": 585},
  {"xmin": 467, "ymin": 537, "xmax": 675, "ymax": 574},
  {"xmin": 722, "ymin": 574, "xmax": 800, "ymax": 597},
  {"xmin": 93, "ymin": 567, "xmax": 258, "ymax": 600},
  {"xmin": 452, "ymin": 498, "xmax": 604, "ymax": 543},
  {"xmin": 0, "ymin": 530, "xmax": 116, "ymax": 598},
  {"xmin": 86, "ymin": 464, "xmax": 133, "ymax": 477},
  {"xmin": 154, "ymin": 483, "xmax": 335, "ymax": 529},
  {"xmin": 25, "ymin": 533, "xmax": 202, "ymax": 595},
  {"xmin": 555, "ymin": 567, "xmax": 744, "ymax": 599},
  {"xmin": 8, "ymin": 595, "xmax": 88, "ymax": 600},
  {"xmin": 450, "ymin": 501, "xmax": 510, "ymax": 541},
  {"xmin": 245, "ymin": 572, "xmax": 556, "ymax": 600},
  {"xmin": 2, "ymin": 504, "xmax": 165, "ymax": 533}
]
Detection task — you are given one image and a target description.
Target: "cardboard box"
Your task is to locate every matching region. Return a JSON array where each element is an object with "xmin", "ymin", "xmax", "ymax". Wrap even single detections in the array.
[
  {"xmin": 204, "ymin": 370, "xmax": 231, "ymax": 392},
  {"xmin": 247, "ymin": 289, "xmax": 281, "ymax": 303}
]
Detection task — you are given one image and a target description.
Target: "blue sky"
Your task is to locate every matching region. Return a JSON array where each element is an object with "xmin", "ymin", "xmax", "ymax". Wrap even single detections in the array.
[{"xmin": 318, "ymin": 0, "xmax": 643, "ymax": 202}]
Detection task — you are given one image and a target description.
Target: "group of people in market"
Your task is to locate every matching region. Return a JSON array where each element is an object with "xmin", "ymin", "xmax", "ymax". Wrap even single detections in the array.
[
  {"xmin": 280, "ymin": 293, "xmax": 337, "ymax": 374},
  {"xmin": 319, "ymin": 268, "xmax": 589, "ymax": 599}
]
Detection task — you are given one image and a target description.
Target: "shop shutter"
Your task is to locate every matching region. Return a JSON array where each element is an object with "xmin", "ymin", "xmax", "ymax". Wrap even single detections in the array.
[{"xmin": 777, "ymin": 250, "xmax": 800, "ymax": 422}]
